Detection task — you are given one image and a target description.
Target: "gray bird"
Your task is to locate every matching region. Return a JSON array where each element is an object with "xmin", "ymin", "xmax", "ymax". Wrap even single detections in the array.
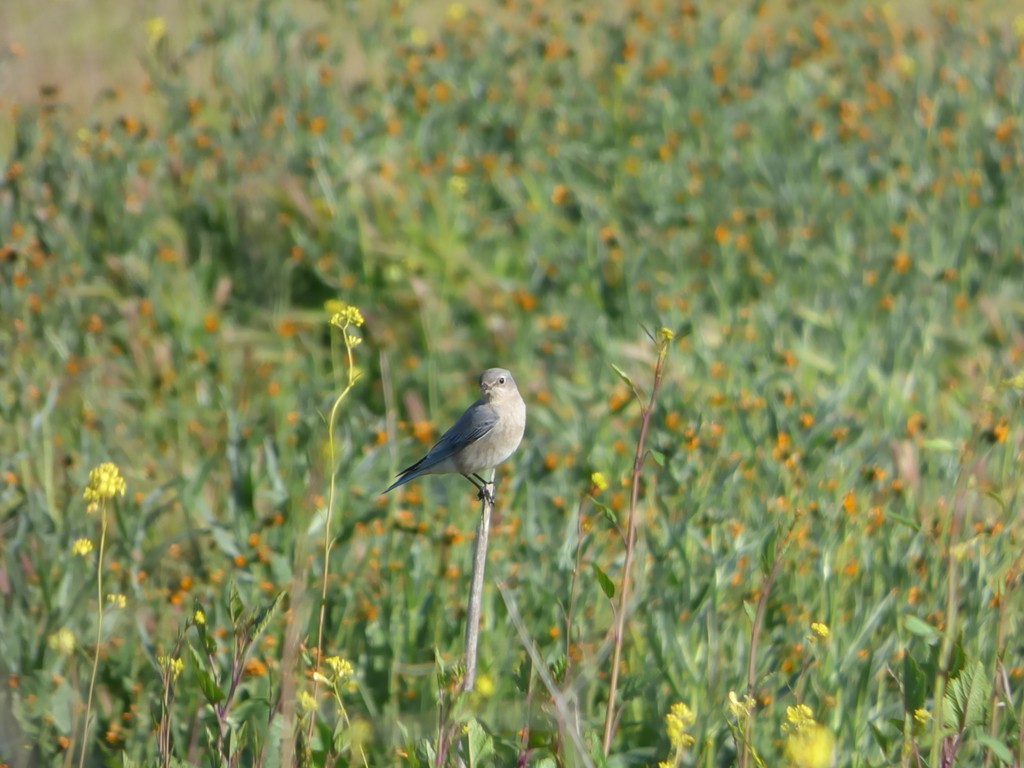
[{"xmin": 384, "ymin": 368, "xmax": 526, "ymax": 500}]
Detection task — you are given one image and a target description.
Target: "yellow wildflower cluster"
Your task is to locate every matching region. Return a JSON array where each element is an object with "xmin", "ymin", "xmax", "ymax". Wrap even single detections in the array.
[
  {"xmin": 158, "ymin": 654, "xmax": 185, "ymax": 682},
  {"xmin": 48, "ymin": 628, "xmax": 76, "ymax": 656},
  {"xmin": 810, "ymin": 622, "xmax": 830, "ymax": 641},
  {"xmin": 727, "ymin": 690, "xmax": 756, "ymax": 718},
  {"xmin": 72, "ymin": 538, "xmax": 94, "ymax": 557},
  {"xmin": 782, "ymin": 704, "xmax": 836, "ymax": 768},
  {"xmin": 298, "ymin": 690, "xmax": 318, "ymax": 713},
  {"xmin": 658, "ymin": 700, "xmax": 696, "ymax": 767},
  {"xmin": 666, "ymin": 701, "xmax": 696, "ymax": 748},
  {"xmin": 313, "ymin": 655, "xmax": 358, "ymax": 694},
  {"xmin": 83, "ymin": 462, "xmax": 126, "ymax": 512},
  {"xmin": 328, "ymin": 301, "xmax": 365, "ymax": 330}
]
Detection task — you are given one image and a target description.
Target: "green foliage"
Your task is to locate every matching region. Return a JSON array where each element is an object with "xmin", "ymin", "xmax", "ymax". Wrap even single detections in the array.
[{"xmin": 1, "ymin": 0, "xmax": 1024, "ymax": 766}]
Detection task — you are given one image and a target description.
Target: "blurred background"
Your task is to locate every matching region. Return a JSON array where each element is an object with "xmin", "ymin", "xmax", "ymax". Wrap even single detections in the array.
[{"xmin": 2, "ymin": 0, "xmax": 1024, "ymax": 765}]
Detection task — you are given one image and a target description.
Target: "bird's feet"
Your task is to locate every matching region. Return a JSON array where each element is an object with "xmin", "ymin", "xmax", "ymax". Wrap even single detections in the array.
[{"xmin": 466, "ymin": 473, "xmax": 497, "ymax": 505}]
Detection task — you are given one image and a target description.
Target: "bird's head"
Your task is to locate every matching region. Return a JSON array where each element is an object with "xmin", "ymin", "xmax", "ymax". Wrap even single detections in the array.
[{"xmin": 479, "ymin": 368, "xmax": 518, "ymax": 401}]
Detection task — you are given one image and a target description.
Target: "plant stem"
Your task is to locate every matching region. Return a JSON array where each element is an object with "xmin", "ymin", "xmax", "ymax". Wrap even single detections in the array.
[
  {"xmin": 80, "ymin": 504, "xmax": 108, "ymax": 768},
  {"xmin": 601, "ymin": 338, "xmax": 669, "ymax": 755},
  {"xmin": 308, "ymin": 325, "xmax": 360, "ymax": 740},
  {"xmin": 929, "ymin": 461, "xmax": 969, "ymax": 764},
  {"xmin": 739, "ymin": 535, "xmax": 787, "ymax": 768},
  {"xmin": 462, "ymin": 468, "xmax": 497, "ymax": 693},
  {"xmin": 565, "ymin": 493, "xmax": 589, "ymax": 675}
]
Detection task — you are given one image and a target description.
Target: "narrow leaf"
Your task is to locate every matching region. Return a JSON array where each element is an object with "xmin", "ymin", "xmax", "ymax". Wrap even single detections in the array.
[
  {"xmin": 977, "ymin": 734, "xmax": 1013, "ymax": 765},
  {"xmin": 250, "ymin": 590, "xmax": 286, "ymax": 639},
  {"xmin": 592, "ymin": 562, "xmax": 616, "ymax": 599},
  {"xmin": 188, "ymin": 643, "xmax": 225, "ymax": 705},
  {"xmin": 229, "ymin": 582, "xmax": 244, "ymax": 625},
  {"xmin": 903, "ymin": 615, "xmax": 940, "ymax": 640}
]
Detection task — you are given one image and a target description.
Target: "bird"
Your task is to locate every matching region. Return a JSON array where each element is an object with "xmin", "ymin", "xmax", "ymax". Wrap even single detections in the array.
[{"xmin": 384, "ymin": 368, "xmax": 526, "ymax": 501}]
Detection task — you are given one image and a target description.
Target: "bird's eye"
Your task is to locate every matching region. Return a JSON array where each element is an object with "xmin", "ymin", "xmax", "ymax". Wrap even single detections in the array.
[{"xmin": 498, "ymin": 376, "xmax": 506, "ymax": 384}]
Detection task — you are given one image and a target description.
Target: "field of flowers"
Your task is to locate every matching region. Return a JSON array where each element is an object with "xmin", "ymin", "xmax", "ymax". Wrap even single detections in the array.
[{"xmin": 1, "ymin": 1, "xmax": 1023, "ymax": 766}]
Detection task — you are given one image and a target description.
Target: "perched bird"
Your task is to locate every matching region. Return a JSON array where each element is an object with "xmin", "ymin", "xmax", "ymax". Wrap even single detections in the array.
[{"xmin": 384, "ymin": 368, "xmax": 526, "ymax": 500}]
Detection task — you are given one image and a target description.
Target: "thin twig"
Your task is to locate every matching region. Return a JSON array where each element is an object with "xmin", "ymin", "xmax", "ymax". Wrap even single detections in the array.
[
  {"xmin": 601, "ymin": 332, "xmax": 670, "ymax": 755},
  {"xmin": 564, "ymin": 493, "xmax": 590, "ymax": 677}
]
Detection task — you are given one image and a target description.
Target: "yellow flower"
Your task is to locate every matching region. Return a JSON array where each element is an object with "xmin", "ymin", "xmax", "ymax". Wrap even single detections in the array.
[
  {"xmin": 298, "ymin": 690, "xmax": 318, "ymax": 713},
  {"xmin": 1014, "ymin": 14, "xmax": 1024, "ymax": 40},
  {"xmin": 1001, "ymin": 371, "xmax": 1024, "ymax": 391},
  {"xmin": 727, "ymin": 690, "xmax": 756, "ymax": 718},
  {"xmin": 446, "ymin": 3, "xmax": 466, "ymax": 21},
  {"xmin": 83, "ymin": 463, "xmax": 126, "ymax": 510},
  {"xmin": 48, "ymin": 628, "xmax": 76, "ymax": 656},
  {"xmin": 810, "ymin": 622, "xmax": 830, "ymax": 641},
  {"xmin": 783, "ymin": 723, "xmax": 835, "ymax": 768},
  {"xmin": 107, "ymin": 593, "xmax": 127, "ymax": 608},
  {"xmin": 894, "ymin": 53, "xmax": 915, "ymax": 77},
  {"xmin": 409, "ymin": 27, "xmax": 429, "ymax": 47},
  {"xmin": 665, "ymin": 701, "xmax": 696, "ymax": 749},
  {"xmin": 474, "ymin": 673, "xmax": 494, "ymax": 697},
  {"xmin": 324, "ymin": 656, "xmax": 353, "ymax": 680},
  {"xmin": 193, "ymin": 609, "xmax": 206, "ymax": 626},
  {"xmin": 448, "ymin": 175, "xmax": 468, "ymax": 196},
  {"xmin": 144, "ymin": 17, "xmax": 166, "ymax": 48},
  {"xmin": 783, "ymin": 704, "xmax": 815, "ymax": 733},
  {"xmin": 913, "ymin": 708, "xmax": 931, "ymax": 725},
  {"xmin": 329, "ymin": 303, "xmax": 365, "ymax": 329},
  {"xmin": 658, "ymin": 326, "xmax": 675, "ymax": 343},
  {"xmin": 590, "ymin": 471, "xmax": 609, "ymax": 491},
  {"xmin": 72, "ymin": 538, "xmax": 94, "ymax": 557},
  {"xmin": 158, "ymin": 655, "xmax": 184, "ymax": 681}
]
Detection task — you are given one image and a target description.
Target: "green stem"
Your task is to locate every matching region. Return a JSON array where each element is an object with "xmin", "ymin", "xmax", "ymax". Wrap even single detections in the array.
[
  {"xmin": 79, "ymin": 503, "xmax": 107, "ymax": 768},
  {"xmin": 308, "ymin": 325, "xmax": 360, "ymax": 740}
]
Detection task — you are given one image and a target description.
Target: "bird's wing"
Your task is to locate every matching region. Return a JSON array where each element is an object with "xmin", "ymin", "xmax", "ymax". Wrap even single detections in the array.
[{"xmin": 409, "ymin": 401, "xmax": 498, "ymax": 473}]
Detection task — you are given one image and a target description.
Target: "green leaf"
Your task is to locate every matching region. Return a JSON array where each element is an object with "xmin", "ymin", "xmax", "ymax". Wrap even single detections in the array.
[
  {"xmin": 904, "ymin": 615, "xmax": 940, "ymax": 640},
  {"xmin": 591, "ymin": 498, "xmax": 618, "ymax": 526},
  {"xmin": 229, "ymin": 581, "xmax": 244, "ymax": 625},
  {"xmin": 760, "ymin": 529, "xmax": 778, "ymax": 575},
  {"xmin": 868, "ymin": 721, "xmax": 893, "ymax": 754},
  {"xmin": 902, "ymin": 654, "xmax": 927, "ymax": 715},
  {"xmin": 743, "ymin": 601, "xmax": 756, "ymax": 623},
  {"xmin": 514, "ymin": 656, "xmax": 532, "ymax": 693},
  {"xmin": 188, "ymin": 642, "xmax": 225, "ymax": 705},
  {"xmin": 465, "ymin": 718, "xmax": 494, "ymax": 768},
  {"xmin": 592, "ymin": 562, "xmax": 616, "ymax": 599},
  {"xmin": 977, "ymin": 734, "xmax": 1013, "ymax": 765},
  {"xmin": 921, "ymin": 438, "xmax": 957, "ymax": 452},
  {"xmin": 250, "ymin": 590, "xmax": 286, "ymax": 639},
  {"xmin": 885, "ymin": 512, "xmax": 920, "ymax": 530},
  {"xmin": 649, "ymin": 449, "xmax": 665, "ymax": 467},
  {"xmin": 611, "ymin": 363, "xmax": 636, "ymax": 391},
  {"xmin": 943, "ymin": 660, "xmax": 989, "ymax": 731}
]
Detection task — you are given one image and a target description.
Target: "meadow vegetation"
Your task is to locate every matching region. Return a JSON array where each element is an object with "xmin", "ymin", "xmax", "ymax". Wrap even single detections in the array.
[{"xmin": 1, "ymin": 0, "xmax": 1023, "ymax": 766}]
